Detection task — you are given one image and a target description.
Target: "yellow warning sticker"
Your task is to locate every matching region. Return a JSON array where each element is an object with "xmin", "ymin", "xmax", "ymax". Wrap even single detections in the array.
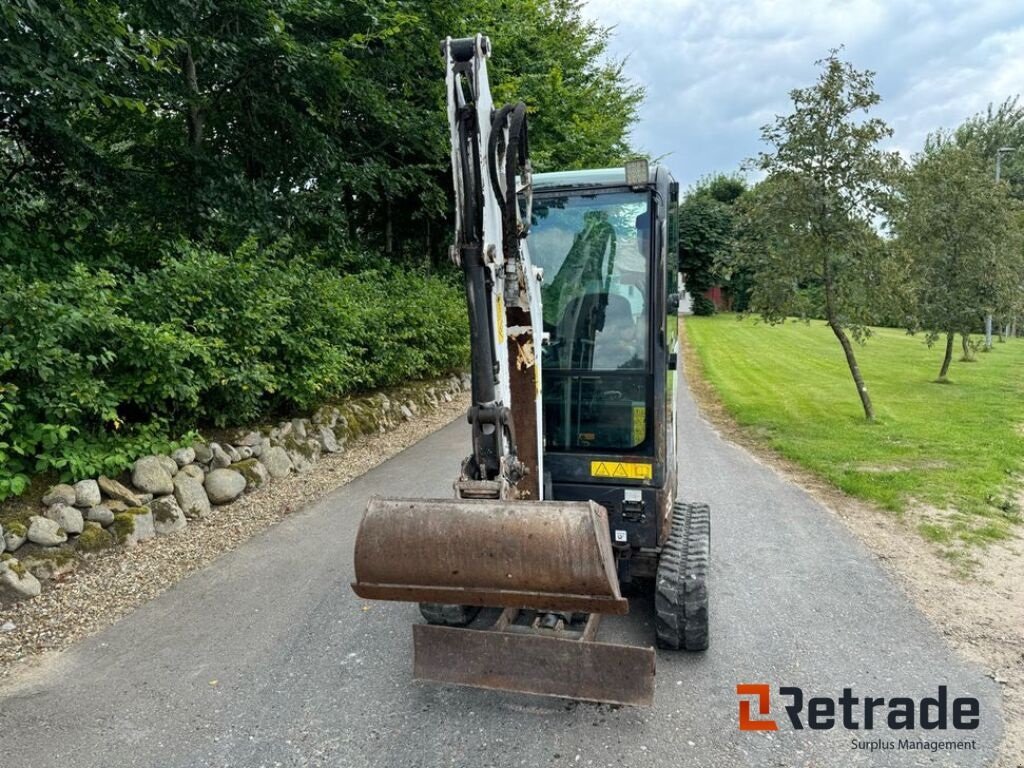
[
  {"xmin": 590, "ymin": 461, "xmax": 653, "ymax": 480},
  {"xmin": 631, "ymin": 404, "xmax": 646, "ymax": 446}
]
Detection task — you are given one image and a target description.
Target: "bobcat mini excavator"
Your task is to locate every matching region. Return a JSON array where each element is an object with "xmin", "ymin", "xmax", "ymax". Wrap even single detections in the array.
[{"xmin": 351, "ymin": 34, "xmax": 710, "ymax": 707}]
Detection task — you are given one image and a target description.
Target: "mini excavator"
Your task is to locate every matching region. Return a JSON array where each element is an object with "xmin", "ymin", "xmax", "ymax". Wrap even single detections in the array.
[{"xmin": 352, "ymin": 34, "xmax": 710, "ymax": 706}]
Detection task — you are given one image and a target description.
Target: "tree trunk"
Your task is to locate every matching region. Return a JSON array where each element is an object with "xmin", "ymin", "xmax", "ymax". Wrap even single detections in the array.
[
  {"xmin": 823, "ymin": 267, "xmax": 874, "ymax": 421},
  {"xmin": 182, "ymin": 45, "xmax": 205, "ymax": 149},
  {"xmin": 828, "ymin": 319, "xmax": 875, "ymax": 421},
  {"xmin": 961, "ymin": 334, "xmax": 975, "ymax": 362},
  {"xmin": 385, "ymin": 199, "xmax": 393, "ymax": 255},
  {"xmin": 937, "ymin": 332, "xmax": 954, "ymax": 381},
  {"xmin": 181, "ymin": 44, "xmax": 205, "ymax": 239}
]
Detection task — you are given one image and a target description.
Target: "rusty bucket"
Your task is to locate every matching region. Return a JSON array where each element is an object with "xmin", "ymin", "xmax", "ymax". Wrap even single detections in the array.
[{"xmin": 352, "ymin": 497, "xmax": 627, "ymax": 614}]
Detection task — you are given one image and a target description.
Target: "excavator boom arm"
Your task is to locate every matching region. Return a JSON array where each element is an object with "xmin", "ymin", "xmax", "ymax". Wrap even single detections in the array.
[{"xmin": 444, "ymin": 34, "xmax": 544, "ymax": 500}]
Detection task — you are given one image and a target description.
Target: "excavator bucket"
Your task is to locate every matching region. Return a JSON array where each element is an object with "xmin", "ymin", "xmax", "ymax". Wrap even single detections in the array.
[
  {"xmin": 352, "ymin": 497, "xmax": 627, "ymax": 615},
  {"xmin": 352, "ymin": 496, "xmax": 653, "ymax": 705}
]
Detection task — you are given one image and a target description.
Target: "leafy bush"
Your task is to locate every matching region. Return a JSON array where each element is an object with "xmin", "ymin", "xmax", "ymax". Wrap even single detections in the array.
[{"xmin": 0, "ymin": 242, "xmax": 468, "ymax": 500}]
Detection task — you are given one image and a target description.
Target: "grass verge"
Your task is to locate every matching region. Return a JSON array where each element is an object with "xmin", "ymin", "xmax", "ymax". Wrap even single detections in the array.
[{"xmin": 684, "ymin": 315, "xmax": 1024, "ymax": 550}]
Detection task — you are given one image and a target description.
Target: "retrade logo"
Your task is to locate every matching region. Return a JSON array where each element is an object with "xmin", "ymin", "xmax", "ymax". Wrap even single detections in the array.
[
  {"xmin": 736, "ymin": 684, "xmax": 778, "ymax": 731},
  {"xmin": 736, "ymin": 684, "xmax": 980, "ymax": 732}
]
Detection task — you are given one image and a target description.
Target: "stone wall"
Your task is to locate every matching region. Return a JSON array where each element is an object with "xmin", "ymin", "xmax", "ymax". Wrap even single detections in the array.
[{"xmin": 0, "ymin": 373, "xmax": 470, "ymax": 605}]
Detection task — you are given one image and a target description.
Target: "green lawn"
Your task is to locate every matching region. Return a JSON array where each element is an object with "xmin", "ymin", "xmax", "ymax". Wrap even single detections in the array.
[{"xmin": 685, "ymin": 315, "xmax": 1024, "ymax": 548}]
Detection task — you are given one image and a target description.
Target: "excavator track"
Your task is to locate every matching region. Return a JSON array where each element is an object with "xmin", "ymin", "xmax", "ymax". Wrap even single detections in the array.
[
  {"xmin": 655, "ymin": 502, "xmax": 711, "ymax": 651},
  {"xmin": 419, "ymin": 603, "xmax": 480, "ymax": 626}
]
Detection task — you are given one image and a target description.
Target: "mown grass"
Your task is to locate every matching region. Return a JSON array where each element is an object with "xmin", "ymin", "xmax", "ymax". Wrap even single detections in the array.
[{"xmin": 685, "ymin": 315, "xmax": 1024, "ymax": 548}]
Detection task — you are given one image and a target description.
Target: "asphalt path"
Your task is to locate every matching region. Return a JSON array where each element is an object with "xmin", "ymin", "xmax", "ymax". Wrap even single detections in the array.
[{"xmin": 0, "ymin": 366, "xmax": 1003, "ymax": 767}]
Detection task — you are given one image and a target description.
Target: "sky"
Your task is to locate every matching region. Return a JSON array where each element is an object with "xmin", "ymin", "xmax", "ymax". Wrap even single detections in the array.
[{"xmin": 580, "ymin": 0, "xmax": 1024, "ymax": 189}]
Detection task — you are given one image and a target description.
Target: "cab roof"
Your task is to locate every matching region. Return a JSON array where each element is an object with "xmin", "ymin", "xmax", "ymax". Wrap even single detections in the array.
[{"xmin": 531, "ymin": 166, "xmax": 661, "ymax": 190}]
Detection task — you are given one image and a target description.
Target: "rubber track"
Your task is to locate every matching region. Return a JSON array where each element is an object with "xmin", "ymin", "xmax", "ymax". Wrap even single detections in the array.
[
  {"xmin": 655, "ymin": 502, "xmax": 710, "ymax": 651},
  {"xmin": 419, "ymin": 603, "xmax": 480, "ymax": 627}
]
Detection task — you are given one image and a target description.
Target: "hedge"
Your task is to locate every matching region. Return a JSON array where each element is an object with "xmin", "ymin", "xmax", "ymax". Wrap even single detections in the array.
[{"xmin": 0, "ymin": 240, "xmax": 469, "ymax": 499}]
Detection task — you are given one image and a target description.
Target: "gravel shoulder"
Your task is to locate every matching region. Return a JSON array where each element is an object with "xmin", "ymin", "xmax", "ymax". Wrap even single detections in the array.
[
  {"xmin": 681, "ymin": 320, "xmax": 1024, "ymax": 768},
  {"xmin": 0, "ymin": 393, "xmax": 470, "ymax": 678}
]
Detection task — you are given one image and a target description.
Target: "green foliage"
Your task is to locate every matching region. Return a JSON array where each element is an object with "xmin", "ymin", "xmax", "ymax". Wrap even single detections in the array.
[
  {"xmin": 738, "ymin": 52, "xmax": 903, "ymax": 331},
  {"xmin": 0, "ymin": 242, "xmax": 468, "ymax": 501},
  {"xmin": 478, "ymin": 0, "xmax": 643, "ymax": 171},
  {"xmin": 894, "ymin": 139, "xmax": 1024, "ymax": 376},
  {"xmin": 1, "ymin": 0, "xmax": 641, "ymax": 270},
  {"xmin": 679, "ymin": 175, "xmax": 747, "ymax": 315},
  {"xmin": 953, "ymin": 97, "xmax": 1024, "ymax": 199}
]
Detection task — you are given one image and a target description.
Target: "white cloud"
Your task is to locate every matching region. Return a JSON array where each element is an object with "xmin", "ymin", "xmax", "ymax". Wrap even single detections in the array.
[{"xmin": 580, "ymin": 0, "xmax": 1024, "ymax": 186}]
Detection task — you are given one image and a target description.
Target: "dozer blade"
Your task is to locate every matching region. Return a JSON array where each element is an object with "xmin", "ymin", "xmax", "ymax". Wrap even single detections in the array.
[
  {"xmin": 352, "ymin": 497, "xmax": 627, "ymax": 615},
  {"xmin": 413, "ymin": 623, "xmax": 655, "ymax": 706}
]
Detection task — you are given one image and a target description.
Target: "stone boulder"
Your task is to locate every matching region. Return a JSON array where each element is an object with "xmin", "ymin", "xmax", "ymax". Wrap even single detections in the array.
[
  {"xmin": 156, "ymin": 455, "xmax": 179, "ymax": 477},
  {"xmin": 132, "ymin": 456, "xmax": 174, "ymax": 495},
  {"xmin": 258, "ymin": 446, "xmax": 292, "ymax": 479},
  {"xmin": 73, "ymin": 479, "xmax": 102, "ymax": 508},
  {"xmin": 317, "ymin": 426, "xmax": 340, "ymax": 454},
  {"xmin": 210, "ymin": 443, "xmax": 233, "ymax": 469},
  {"xmin": 41, "ymin": 484, "xmax": 76, "ymax": 506},
  {"xmin": 151, "ymin": 496, "xmax": 187, "ymax": 535},
  {"xmin": 205, "ymin": 469, "xmax": 246, "ymax": 505},
  {"xmin": 173, "ymin": 473, "xmax": 211, "ymax": 519},
  {"xmin": 3, "ymin": 523, "xmax": 27, "ymax": 552},
  {"xmin": 21, "ymin": 549, "xmax": 78, "ymax": 581},
  {"xmin": 171, "ymin": 447, "xmax": 196, "ymax": 467},
  {"xmin": 85, "ymin": 505, "xmax": 115, "ymax": 527},
  {"xmin": 27, "ymin": 516, "xmax": 67, "ymax": 546},
  {"xmin": 44, "ymin": 504, "xmax": 84, "ymax": 535},
  {"xmin": 286, "ymin": 438, "xmax": 321, "ymax": 474},
  {"xmin": 235, "ymin": 431, "xmax": 262, "ymax": 447},
  {"xmin": 0, "ymin": 558, "xmax": 41, "ymax": 603},
  {"xmin": 192, "ymin": 442, "xmax": 213, "ymax": 464},
  {"xmin": 229, "ymin": 459, "xmax": 269, "ymax": 491},
  {"xmin": 179, "ymin": 464, "xmax": 205, "ymax": 481},
  {"xmin": 112, "ymin": 508, "xmax": 155, "ymax": 546},
  {"xmin": 77, "ymin": 521, "xmax": 115, "ymax": 553},
  {"xmin": 98, "ymin": 475, "xmax": 144, "ymax": 507}
]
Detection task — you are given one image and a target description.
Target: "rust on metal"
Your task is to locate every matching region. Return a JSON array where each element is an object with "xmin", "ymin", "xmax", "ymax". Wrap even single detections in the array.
[
  {"xmin": 352, "ymin": 497, "xmax": 626, "ymax": 614},
  {"xmin": 413, "ymin": 623, "xmax": 655, "ymax": 706},
  {"xmin": 506, "ymin": 305, "xmax": 539, "ymax": 499}
]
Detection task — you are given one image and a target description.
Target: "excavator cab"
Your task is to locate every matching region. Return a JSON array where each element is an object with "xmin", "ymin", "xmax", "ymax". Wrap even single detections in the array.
[{"xmin": 529, "ymin": 165, "xmax": 682, "ymax": 582}]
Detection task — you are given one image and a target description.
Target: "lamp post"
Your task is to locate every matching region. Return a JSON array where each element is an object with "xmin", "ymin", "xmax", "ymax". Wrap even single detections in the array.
[{"xmin": 985, "ymin": 147, "xmax": 1017, "ymax": 350}]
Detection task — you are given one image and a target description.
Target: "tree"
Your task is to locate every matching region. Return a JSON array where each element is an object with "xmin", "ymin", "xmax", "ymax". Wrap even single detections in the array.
[
  {"xmin": 955, "ymin": 97, "xmax": 1024, "ymax": 199},
  {"xmin": 678, "ymin": 175, "xmax": 746, "ymax": 315},
  {"xmin": 895, "ymin": 139, "xmax": 1024, "ymax": 381},
  {"xmin": 953, "ymin": 98, "xmax": 1024, "ymax": 339},
  {"xmin": 2, "ymin": 0, "xmax": 643, "ymax": 272},
  {"xmin": 735, "ymin": 52, "xmax": 903, "ymax": 421}
]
